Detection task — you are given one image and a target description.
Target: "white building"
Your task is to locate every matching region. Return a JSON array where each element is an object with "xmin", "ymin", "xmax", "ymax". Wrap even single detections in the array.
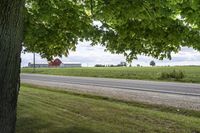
[
  {"xmin": 28, "ymin": 63, "xmax": 48, "ymax": 68},
  {"xmin": 60, "ymin": 62, "xmax": 82, "ymax": 68}
]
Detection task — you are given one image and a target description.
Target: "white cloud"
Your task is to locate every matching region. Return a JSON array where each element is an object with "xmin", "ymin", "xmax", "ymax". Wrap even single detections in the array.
[{"xmin": 21, "ymin": 42, "xmax": 200, "ymax": 67}]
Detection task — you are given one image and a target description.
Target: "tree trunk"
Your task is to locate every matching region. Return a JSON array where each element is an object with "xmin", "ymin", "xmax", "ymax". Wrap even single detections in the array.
[{"xmin": 0, "ymin": 0, "xmax": 24, "ymax": 132}]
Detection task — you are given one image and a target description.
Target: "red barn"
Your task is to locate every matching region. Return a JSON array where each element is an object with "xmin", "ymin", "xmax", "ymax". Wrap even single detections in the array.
[{"xmin": 48, "ymin": 58, "xmax": 62, "ymax": 67}]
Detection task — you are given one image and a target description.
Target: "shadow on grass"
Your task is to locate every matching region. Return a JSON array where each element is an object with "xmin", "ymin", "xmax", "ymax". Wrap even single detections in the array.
[
  {"xmin": 63, "ymin": 126, "xmax": 99, "ymax": 133},
  {"xmin": 22, "ymin": 83, "xmax": 200, "ymax": 118},
  {"xmin": 16, "ymin": 116, "xmax": 99, "ymax": 133}
]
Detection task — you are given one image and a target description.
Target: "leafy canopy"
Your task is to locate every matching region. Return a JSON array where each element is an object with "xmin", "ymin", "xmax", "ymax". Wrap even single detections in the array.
[{"xmin": 24, "ymin": 0, "xmax": 200, "ymax": 61}]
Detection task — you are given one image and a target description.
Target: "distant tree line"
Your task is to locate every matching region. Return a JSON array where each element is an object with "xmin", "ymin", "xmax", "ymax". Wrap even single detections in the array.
[
  {"xmin": 95, "ymin": 64, "xmax": 106, "ymax": 67},
  {"xmin": 95, "ymin": 62, "xmax": 127, "ymax": 67}
]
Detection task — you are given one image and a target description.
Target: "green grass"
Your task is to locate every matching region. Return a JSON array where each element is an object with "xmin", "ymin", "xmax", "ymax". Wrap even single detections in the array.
[
  {"xmin": 17, "ymin": 85, "xmax": 200, "ymax": 133},
  {"xmin": 22, "ymin": 66, "xmax": 200, "ymax": 83}
]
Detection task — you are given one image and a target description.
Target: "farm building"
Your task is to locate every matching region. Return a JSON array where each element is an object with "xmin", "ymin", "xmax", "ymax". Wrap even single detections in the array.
[
  {"xmin": 28, "ymin": 63, "xmax": 48, "ymax": 68},
  {"xmin": 60, "ymin": 62, "xmax": 82, "ymax": 68},
  {"xmin": 28, "ymin": 58, "xmax": 81, "ymax": 68}
]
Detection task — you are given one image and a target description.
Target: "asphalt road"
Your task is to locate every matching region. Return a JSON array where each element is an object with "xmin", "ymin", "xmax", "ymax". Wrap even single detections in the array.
[{"xmin": 21, "ymin": 73, "xmax": 200, "ymax": 97}]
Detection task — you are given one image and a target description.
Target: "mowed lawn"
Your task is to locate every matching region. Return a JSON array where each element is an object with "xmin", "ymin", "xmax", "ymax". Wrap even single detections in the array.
[
  {"xmin": 17, "ymin": 85, "xmax": 200, "ymax": 133},
  {"xmin": 22, "ymin": 66, "xmax": 200, "ymax": 83}
]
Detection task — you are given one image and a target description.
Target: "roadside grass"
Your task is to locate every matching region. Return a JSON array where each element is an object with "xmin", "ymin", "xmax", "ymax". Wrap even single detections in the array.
[
  {"xmin": 17, "ymin": 85, "xmax": 200, "ymax": 133},
  {"xmin": 21, "ymin": 66, "xmax": 200, "ymax": 83}
]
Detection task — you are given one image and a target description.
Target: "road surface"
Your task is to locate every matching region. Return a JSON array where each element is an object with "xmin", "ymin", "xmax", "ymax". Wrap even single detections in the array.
[
  {"xmin": 21, "ymin": 73, "xmax": 200, "ymax": 96},
  {"xmin": 21, "ymin": 73, "xmax": 200, "ymax": 110}
]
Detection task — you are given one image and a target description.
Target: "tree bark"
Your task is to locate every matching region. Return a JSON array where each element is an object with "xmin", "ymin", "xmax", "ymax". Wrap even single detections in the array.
[{"xmin": 0, "ymin": 0, "xmax": 24, "ymax": 132}]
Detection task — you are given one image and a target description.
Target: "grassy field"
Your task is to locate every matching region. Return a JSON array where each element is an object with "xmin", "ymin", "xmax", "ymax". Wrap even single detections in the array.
[
  {"xmin": 17, "ymin": 85, "xmax": 200, "ymax": 133},
  {"xmin": 22, "ymin": 66, "xmax": 200, "ymax": 83}
]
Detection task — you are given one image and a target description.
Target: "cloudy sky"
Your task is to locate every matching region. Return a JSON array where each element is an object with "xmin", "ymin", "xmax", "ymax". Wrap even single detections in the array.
[{"xmin": 21, "ymin": 41, "xmax": 200, "ymax": 67}]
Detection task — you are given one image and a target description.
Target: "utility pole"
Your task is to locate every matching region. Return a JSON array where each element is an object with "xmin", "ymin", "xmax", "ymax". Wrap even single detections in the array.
[{"xmin": 33, "ymin": 52, "xmax": 35, "ymax": 72}]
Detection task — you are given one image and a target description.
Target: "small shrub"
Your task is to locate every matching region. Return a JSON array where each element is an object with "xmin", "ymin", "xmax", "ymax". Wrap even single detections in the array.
[{"xmin": 160, "ymin": 70, "xmax": 185, "ymax": 80}]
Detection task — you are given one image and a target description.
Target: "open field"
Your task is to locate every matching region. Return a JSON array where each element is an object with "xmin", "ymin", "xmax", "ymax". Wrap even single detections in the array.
[
  {"xmin": 17, "ymin": 85, "xmax": 200, "ymax": 133},
  {"xmin": 22, "ymin": 66, "xmax": 200, "ymax": 83}
]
